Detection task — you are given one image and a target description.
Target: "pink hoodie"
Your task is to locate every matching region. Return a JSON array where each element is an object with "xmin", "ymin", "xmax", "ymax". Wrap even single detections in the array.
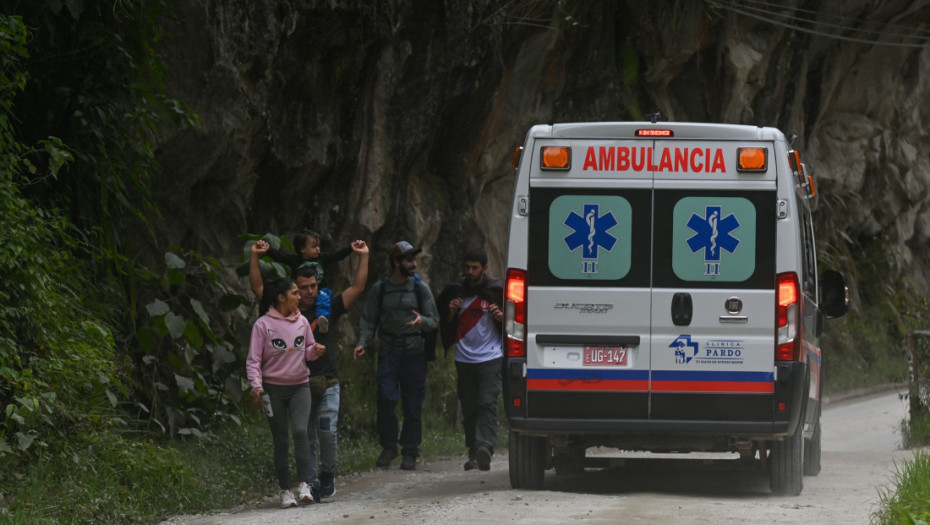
[{"xmin": 246, "ymin": 307, "xmax": 320, "ymax": 393}]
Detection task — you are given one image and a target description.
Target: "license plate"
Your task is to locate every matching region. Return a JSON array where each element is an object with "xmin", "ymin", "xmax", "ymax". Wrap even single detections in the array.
[{"xmin": 583, "ymin": 346, "xmax": 628, "ymax": 366}]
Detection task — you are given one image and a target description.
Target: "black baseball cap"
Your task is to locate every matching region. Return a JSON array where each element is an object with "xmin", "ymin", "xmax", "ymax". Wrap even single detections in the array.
[{"xmin": 390, "ymin": 240, "xmax": 422, "ymax": 260}]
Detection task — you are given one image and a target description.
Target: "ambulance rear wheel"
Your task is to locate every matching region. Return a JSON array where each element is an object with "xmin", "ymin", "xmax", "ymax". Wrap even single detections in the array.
[
  {"xmin": 769, "ymin": 422, "xmax": 804, "ymax": 496},
  {"xmin": 509, "ymin": 431, "xmax": 546, "ymax": 490}
]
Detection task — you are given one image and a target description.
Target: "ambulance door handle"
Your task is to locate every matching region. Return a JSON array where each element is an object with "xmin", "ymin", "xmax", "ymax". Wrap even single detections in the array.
[{"xmin": 671, "ymin": 293, "xmax": 693, "ymax": 326}]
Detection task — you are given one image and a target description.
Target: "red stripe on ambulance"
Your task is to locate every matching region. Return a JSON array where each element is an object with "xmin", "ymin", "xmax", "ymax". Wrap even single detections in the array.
[{"xmin": 582, "ymin": 146, "xmax": 727, "ymax": 173}]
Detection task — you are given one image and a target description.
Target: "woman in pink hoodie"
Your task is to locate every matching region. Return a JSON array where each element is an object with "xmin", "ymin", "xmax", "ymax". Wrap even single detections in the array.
[{"xmin": 246, "ymin": 277, "xmax": 325, "ymax": 508}]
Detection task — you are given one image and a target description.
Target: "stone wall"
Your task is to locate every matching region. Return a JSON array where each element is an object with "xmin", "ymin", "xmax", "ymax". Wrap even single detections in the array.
[{"xmin": 153, "ymin": 0, "xmax": 930, "ymax": 301}]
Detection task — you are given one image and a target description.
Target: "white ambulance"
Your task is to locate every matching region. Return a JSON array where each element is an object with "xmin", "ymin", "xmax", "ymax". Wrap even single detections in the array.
[{"xmin": 503, "ymin": 121, "xmax": 849, "ymax": 495}]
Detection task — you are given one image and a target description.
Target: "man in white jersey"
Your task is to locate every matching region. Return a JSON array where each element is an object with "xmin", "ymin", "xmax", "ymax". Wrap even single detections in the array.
[{"xmin": 438, "ymin": 248, "xmax": 504, "ymax": 471}]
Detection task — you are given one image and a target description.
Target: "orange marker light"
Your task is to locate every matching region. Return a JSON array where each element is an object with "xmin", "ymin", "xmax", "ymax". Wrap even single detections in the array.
[
  {"xmin": 541, "ymin": 146, "xmax": 571, "ymax": 170},
  {"xmin": 737, "ymin": 147, "xmax": 767, "ymax": 171},
  {"xmin": 513, "ymin": 147, "xmax": 523, "ymax": 170}
]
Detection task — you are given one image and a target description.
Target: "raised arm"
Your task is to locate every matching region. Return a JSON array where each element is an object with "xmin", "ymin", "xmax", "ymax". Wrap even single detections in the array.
[
  {"xmin": 340, "ymin": 240, "xmax": 370, "ymax": 308},
  {"xmin": 249, "ymin": 240, "xmax": 270, "ymax": 300}
]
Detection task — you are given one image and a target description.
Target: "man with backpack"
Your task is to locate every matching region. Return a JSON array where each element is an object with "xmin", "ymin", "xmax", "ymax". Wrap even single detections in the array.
[{"xmin": 353, "ymin": 240, "xmax": 440, "ymax": 470}]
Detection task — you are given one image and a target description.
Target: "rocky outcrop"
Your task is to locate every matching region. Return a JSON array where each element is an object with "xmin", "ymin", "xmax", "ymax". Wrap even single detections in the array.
[{"xmin": 153, "ymin": 0, "xmax": 930, "ymax": 303}]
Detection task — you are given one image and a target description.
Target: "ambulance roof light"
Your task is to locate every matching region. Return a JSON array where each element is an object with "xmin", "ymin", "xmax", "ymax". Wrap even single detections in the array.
[{"xmin": 636, "ymin": 129, "xmax": 674, "ymax": 137}]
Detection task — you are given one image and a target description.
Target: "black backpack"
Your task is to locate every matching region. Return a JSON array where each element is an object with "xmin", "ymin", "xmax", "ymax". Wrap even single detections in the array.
[{"xmin": 378, "ymin": 274, "xmax": 438, "ymax": 361}]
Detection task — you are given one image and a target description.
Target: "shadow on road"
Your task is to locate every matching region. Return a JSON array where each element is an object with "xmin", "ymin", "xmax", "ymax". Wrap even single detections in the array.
[{"xmin": 543, "ymin": 457, "xmax": 774, "ymax": 498}]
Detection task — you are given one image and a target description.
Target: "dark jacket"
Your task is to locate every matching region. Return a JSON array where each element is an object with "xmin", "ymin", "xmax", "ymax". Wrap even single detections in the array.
[{"xmin": 436, "ymin": 275, "xmax": 504, "ymax": 355}]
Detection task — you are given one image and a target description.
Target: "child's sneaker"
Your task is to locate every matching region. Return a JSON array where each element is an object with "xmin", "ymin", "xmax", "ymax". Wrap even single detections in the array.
[
  {"xmin": 281, "ymin": 489, "xmax": 298, "ymax": 508},
  {"xmin": 317, "ymin": 315, "xmax": 329, "ymax": 333},
  {"xmin": 297, "ymin": 481, "xmax": 314, "ymax": 504}
]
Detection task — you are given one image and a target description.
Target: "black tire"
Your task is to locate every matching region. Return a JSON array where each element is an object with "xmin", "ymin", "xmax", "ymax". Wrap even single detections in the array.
[
  {"xmin": 803, "ymin": 413, "xmax": 822, "ymax": 476},
  {"xmin": 509, "ymin": 430, "xmax": 547, "ymax": 489},
  {"xmin": 769, "ymin": 422, "xmax": 804, "ymax": 496}
]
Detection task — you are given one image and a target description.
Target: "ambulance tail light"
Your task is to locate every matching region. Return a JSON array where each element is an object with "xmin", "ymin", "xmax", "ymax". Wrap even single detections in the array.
[
  {"xmin": 540, "ymin": 146, "xmax": 571, "ymax": 170},
  {"xmin": 505, "ymin": 268, "xmax": 527, "ymax": 358},
  {"xmin": 737, "ymin": 147, "xmax": 767, "ymax": 172},
  {"xmin": 776, "ymin": 272, "xmax": 801, "ymax": 361}
]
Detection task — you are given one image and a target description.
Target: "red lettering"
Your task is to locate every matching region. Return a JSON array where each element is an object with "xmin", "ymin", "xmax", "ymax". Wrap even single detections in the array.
[
  {"xmin": 711, "ymin": 148, "xmax": 726, "ymax": 172},
  {"xmin": 598, "ymin": 147, "xmax": 615, "ymax": 171},
  {"xmin": 631, "ymin": 147, "xmax": 646, "ymax": 171},
  {"xmin": 583, "ymin": 147, "xmax": 597, "ymax": 170},
  {"xmin": 647, "ymin": 147, "xmax": 658, "ymax": 171},
  {"xmin": 658, "ymin": 148, "xmax": 672, "ymax": 172},
  {"xmin": 690, "ymin": 148, "xmax": 703, "ymax": 172},
  {"xmin": 618, "ymin": 147, "xmax": 630, "ymax": 170},
  {"xmin": 675, "ymin": 148, "xmax": 688, "ymax": 172}
]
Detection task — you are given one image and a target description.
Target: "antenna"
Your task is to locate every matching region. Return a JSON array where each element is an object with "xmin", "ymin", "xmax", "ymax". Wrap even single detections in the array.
[
  {"xmin": 649, "ymin": 112, "xmax": 662, "ymax": 124},
  {"xmin": 787, "ymin": 133, "xmax": 798, "ymax": 146}
]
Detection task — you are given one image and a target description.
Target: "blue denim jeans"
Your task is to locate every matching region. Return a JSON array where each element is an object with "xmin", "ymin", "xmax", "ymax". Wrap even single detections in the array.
[
  {"xmin": 377, "ymin": 349, "xmax": 427, "ymax": 457},
  {"xmin": 308, "ymin": 382, "xmax": 340, "ymax": 484}
]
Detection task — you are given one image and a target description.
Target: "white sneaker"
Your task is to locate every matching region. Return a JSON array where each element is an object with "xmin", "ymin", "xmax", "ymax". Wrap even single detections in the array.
[
  {"xmin": 317, "ymin": 315, "xmax": 329, "ymax": 333},
  {"xmin": 297, "ymin": 481, "xmax": 314, "ymax": 504},
  {"xmin": 281, "ymin": 489, "xmax": 298, "ymax": 508}
]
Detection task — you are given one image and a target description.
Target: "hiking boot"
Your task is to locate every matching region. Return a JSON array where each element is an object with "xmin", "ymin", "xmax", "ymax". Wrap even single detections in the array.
[
  {"xmin": 376, "ymin": 448, "xmax": 398, "ymax": 468},
  {"xmin": 317, "ymin": 315, "xmax": 330, "ymax": 333},
  {"xmin": 400, "ymin": 455, "xmax": 417, "ymax": 470},
  {"xmin": 297, "ymin": 482, "xmax": 314, "ymax": 504},
  {"xmin": 464, "ymin": 458, "xmax": 479, "ymax": 471},
  {"xmin": 280, "ymin": 489, "xmax": 298, "ymax": 508},
  {"xmin": 476, "ymin": 446, "xmax": 492, "ymax": 471},
  {"xmin": 319, "ymin": 471, "xmax": 336, "ymax": 498}
]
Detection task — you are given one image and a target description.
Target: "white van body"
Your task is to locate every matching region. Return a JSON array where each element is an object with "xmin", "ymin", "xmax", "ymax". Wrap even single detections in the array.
[{"xmin": 502, "ymin": 122, "xmax": 848, "ymax": 495}]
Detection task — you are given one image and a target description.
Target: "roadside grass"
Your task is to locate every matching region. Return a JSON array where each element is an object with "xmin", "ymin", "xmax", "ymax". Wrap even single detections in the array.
[
  {"xmin": 872, "ymin": 450, "xmax": 930, "ymax": 525},
  {"xmin": 0, "ymin": 409, "xmax": 472, "ymax": 524}
]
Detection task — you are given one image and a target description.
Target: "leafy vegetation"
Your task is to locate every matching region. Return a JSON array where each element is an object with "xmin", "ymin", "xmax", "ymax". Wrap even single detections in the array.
[
  {"xmin": 872, "ymin": 451, "xmax": 930, "ymax": 525},
  {"xmin": 0, "ymin": 1, "xmax": 927, "ymax": 523}
]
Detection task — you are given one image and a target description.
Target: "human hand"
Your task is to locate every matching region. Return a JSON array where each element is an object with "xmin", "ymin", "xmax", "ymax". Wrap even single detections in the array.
[
  {"xmin": 406, "ymin": 310, "xmax": 422, "ymax": 327},
  {"xmin": 490, "ymin": 303, "xmax": 503, "ymax": 322},
  {"xmin": 252, "ymin": 239, "xmax": 270, "ymax": 256},
  {"xmin": 252, "ymin": 388, "xmax": 264, "ymax": 406},
  {"xmin": 351, "ymin": 240, "xmax": 369, "ymax": 255},
  {"xmin": 353, "ymin": 345, "xmax": 366, "ymax": 360},
  {"xmin": 314, "ymin": 343, "xmax": 326, "ymax": 357},
  {"xmin": 449, "ymin": 297, "xmax": 463, "ymax": 314}
]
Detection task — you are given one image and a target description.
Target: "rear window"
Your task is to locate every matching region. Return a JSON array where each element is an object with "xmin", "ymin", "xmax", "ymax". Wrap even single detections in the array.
[
  {"xmin": 528, "ymin": 187, "xmax": 651, "ymax": 287},
  {"xmin": 527, "ymin": 187, "xmax": 776, "ymax": 290}
]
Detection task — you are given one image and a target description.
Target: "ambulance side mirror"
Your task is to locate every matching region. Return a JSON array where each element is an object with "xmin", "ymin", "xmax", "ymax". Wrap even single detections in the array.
[{"xmin": 820, "ymin": 270, "xmax": 850, "ymax": 319}]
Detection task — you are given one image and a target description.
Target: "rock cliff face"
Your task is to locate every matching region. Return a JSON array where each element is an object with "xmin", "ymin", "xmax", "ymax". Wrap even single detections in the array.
[{"xmin": 154, "ymin": 0, "xmax": 930, "ymax": 303}]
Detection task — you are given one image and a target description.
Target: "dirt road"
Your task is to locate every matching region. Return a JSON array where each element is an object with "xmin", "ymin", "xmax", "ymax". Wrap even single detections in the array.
[{"xmin": 162, "ymin": 388, "xmax": 914, "ymax": 524}]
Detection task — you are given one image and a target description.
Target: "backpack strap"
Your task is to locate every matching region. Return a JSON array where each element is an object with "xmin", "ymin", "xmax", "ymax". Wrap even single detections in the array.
[{"xmin": 378, "ymin": 275, "xmax": 425, "ymax": 330}]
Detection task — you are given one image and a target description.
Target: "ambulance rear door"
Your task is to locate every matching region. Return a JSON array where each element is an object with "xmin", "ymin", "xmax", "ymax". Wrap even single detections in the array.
[
  {"xmin": 524, "ymin": 128, "xmax": 654, "ymax": 423},
  {"xmin": 649, "ymin": 138, "xmax": 778, "ymax": 422}
]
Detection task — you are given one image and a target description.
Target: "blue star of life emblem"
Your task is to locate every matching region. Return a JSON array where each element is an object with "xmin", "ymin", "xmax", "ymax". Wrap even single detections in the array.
[
  {"xmin": 671, "ymin": 334, "xmax": 699, "ymax": 364},
  {"xmin": 685, "ymin": 205, "xmax": 740, "ymax": 261},
  {"xmin": 563, "ymin": 204, "xmax": 618, "ymax": 259}
]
